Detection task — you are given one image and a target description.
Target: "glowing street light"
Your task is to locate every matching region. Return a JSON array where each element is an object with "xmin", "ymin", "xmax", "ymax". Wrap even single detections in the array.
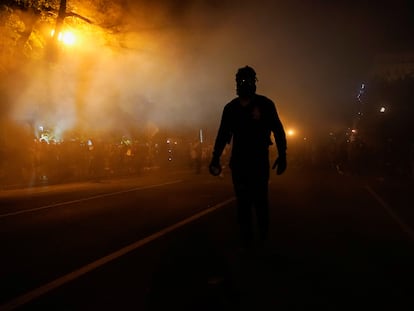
[
  {"xmin": 287, "ymin": 129, "xmax": 296, "ymax": 137},
  {"xmin": 60, "ymin": 31, "xmax": 76, "ymax": 45},
  {"xmin": 51, "ymin": 29, "xmax": 76, "ymax": 46}
]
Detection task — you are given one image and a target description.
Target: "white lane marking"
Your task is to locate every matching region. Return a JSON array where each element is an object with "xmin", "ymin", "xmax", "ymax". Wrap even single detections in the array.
[
  {"xmin": 0, "ymin": 196, "xmax": 236, "ymax": 311},
  {"xmin": 0, "ymin": 180, "xmax": 182, "ymax": 219},
  {"xmin": 365, "ymin": 185, "xmax": 414, "ymax": 241}
]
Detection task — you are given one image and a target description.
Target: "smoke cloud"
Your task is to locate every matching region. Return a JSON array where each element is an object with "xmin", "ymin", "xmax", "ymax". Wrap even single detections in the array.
[{"xmin": 5, "ymin": 0, "xmax": 414, "ymax": 141}]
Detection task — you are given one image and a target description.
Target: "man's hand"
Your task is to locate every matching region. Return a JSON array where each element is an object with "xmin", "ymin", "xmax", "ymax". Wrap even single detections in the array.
[
  {"xmin": 209, "ymin": 156, "xmax": 222, "ymax": 176},
  {"xmin": 272, "ymin": 155, "xmax": 287, "ymax": 175}
]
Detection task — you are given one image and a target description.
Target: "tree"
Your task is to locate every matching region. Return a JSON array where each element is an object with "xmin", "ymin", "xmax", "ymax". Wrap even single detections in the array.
[{"xmin": 0, "ymin": 0, "xmax": 126, "ymax": 71}]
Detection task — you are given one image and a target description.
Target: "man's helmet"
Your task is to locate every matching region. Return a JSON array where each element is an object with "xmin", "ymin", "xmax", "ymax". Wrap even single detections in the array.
[{"xmin": 236, "ymin": 65, "xmax": 257, "ymax": 97}]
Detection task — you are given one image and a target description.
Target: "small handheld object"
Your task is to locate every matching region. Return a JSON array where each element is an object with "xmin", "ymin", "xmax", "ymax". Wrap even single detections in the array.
[
  {"xmin": 272, "ymin": 156, "xmax": 287, "ymax": 175},
  {"xmin": 209, "ymin": 155, "xmax": 222, "ymax": 176}
]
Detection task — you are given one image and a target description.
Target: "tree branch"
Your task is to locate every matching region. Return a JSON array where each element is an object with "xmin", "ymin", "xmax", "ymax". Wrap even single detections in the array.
[{"xmin": 65, "ymin": 11, "xmax": 93, "ymax": 24}]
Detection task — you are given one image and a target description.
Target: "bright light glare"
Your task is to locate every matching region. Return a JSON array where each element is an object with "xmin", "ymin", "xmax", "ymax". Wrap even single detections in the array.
[
  {"xmin": 60, "ymin": 31, "xmax": 76, "ymax": 45},
  {"xmin": 50, "ymin": 29, "xmax": 76, "ymax": 45},
  {"xmin": 380, "ymin": 106, "xmax": 386, "ymax": 113},
  {"xmin": 287, "ymin": 129, "xmax": 295, "ymax": 136}
]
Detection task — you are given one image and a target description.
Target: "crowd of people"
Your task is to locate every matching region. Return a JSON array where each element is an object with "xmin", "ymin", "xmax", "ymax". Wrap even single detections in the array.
[
  {"xmin": 0, "ymin": 135, "xmax": 213, "ymax": 188},
  {"xmin": 1, "ymin": 127, "xmax": 410, "ymax": 189}
]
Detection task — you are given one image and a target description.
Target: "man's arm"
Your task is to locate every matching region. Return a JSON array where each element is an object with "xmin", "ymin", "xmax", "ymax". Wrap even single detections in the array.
[
  {"xmin": 209, "ymin": 105, "xmax": 232, "ymax": 176},
  {"xmin": 212, "ymin": 105, "xmax": 232, "ymax": 159},
  {"xmin": 269, "ymin": 102, "xmax": 287, "ymax": 174},
  {"xmin": 269, "ymin": 103, "xmax": 287, "ymax": 155}
]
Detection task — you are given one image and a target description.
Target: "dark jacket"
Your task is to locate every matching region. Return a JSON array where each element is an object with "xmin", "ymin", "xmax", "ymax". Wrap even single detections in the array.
[{"xmin": 213, "ymin": 94, "xmax": 287, "ymax": 170}]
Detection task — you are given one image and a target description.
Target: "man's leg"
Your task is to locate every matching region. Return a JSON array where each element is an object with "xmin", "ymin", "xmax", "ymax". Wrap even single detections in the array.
[
  {"xmin": 232, "ymin": 173, "xmax": 254, "ymax": 248},
  {"xmin": 253, "ymin": 180, "xmax": 269, "ymax": 241}
]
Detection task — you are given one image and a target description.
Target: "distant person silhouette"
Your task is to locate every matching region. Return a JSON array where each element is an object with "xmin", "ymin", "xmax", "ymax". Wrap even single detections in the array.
[{"xmin": 209, "ymin": 65, "xmax": 287, "ymax": 249}]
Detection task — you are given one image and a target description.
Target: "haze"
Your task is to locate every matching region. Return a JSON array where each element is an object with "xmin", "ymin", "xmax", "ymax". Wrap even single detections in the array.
[{"xmin": 2, "ymin": 0, "xmax": 414, "ymax": 141}]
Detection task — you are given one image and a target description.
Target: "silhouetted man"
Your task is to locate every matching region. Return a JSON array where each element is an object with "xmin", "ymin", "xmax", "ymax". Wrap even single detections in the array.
[{"xmin": 209, "ymin": 65, "xmax": 287, "ymax": 249}]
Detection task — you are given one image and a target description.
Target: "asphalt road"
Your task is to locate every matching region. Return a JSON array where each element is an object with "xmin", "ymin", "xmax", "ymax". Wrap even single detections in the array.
[{"xmin": 0, "ymin": 167, "xmax": 413, "ymax": 310}]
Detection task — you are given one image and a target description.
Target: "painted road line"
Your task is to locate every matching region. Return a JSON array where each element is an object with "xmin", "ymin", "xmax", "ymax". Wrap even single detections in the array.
[
  {"xmin": 0, "ymin": 196, "xmax": 236, "ymax": 311},
  {"xmin": 365, "ymin": 185, "xmax": 414, "ymax": 241},
  {"xmin": 0, "ymin": 180, "xmax": 182, "ymax": 219}
]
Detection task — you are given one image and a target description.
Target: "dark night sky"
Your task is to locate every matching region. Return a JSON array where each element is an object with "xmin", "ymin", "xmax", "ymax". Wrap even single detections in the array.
[{"xmin": 118, "ymin": 0, "xmax": 414, "ymax": 135}]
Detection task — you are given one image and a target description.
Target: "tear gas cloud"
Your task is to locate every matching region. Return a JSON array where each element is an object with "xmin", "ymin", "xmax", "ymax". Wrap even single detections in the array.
[{"xmin": 5, "ymin": 0, "xmax": 413, "ymax": 141}]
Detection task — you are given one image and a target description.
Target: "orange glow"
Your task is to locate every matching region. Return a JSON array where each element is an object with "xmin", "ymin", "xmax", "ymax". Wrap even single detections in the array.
[
  {"xmin": 50, "ymin": 29, "xmax": 76, "ymax": 45},
  {"xmin": 60, "ymin": 31, "xmax": 76, "ymax": 45}
]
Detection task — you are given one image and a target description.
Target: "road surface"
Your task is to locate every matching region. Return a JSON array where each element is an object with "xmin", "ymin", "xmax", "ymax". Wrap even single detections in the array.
[{"xmin": 0, "ymin": 167, "xmax": 413, "ymax": 310}]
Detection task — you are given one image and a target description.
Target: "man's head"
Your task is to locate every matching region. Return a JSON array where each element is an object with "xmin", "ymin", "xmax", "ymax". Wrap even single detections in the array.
[{"xmin": 236, "ymin": 65, "xmax": 257, "ymax": 98}]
